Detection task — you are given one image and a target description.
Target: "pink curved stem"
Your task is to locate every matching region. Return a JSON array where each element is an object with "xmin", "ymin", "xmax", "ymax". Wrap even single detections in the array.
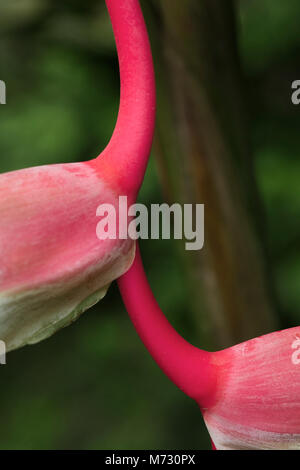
[
  {"xmin": 118, "ymin": 244, "xmax": 215, "ymax": 407},
  {"xmin": 104, "ymin": 0, "xmax": 215, "ymax": 410},
  {"xmin": 96, "ymin": 0, "xmax": 156, "ymax": 199}
]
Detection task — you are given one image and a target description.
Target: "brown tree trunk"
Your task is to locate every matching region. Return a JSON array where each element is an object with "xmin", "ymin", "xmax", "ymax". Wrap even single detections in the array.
[{"xmin": 144, "ymin": 0, "xmax": 278, "ymax": 349}]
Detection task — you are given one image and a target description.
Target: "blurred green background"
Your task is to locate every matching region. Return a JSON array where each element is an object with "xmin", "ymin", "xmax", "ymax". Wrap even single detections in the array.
[{"xmin": 0, "ymin": 0, "xmax": 299, "ymax": 449}]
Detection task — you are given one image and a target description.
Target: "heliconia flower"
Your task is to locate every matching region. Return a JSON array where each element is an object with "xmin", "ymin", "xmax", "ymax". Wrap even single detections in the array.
[
  {"xmin": 0, "ymin": 0, "xmax": 156, "ymax": 351},
  {"xmin": 204, "ymin": 328, "xmax": 300, "ymax": 450},
  {"xmin": 118, "ymin": 245, "xmax": 300, "ymax": 450}
]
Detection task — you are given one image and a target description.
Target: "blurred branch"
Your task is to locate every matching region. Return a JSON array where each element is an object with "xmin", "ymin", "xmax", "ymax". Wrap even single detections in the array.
[{"xmin": 145, "ymin": 0, "xmax": 278, "ymax": 348}]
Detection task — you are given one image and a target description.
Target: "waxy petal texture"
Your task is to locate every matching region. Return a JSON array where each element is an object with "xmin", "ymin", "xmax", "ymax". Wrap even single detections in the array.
[
  {"xmin": 203, "ymin": 327, "xmax": 300, "ymax": 449},
  {"xmin": 0, "ymin": 162, "xmax": 135, "ymax": 351}
]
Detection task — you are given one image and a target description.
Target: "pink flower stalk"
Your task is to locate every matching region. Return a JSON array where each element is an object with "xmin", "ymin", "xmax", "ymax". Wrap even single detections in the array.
[
  {"xmin": 0, "ymin": 0, "xmax": 155, "ymax": 351},
  {"xmin": 118, "ymin": 245, "xmax": 300, "ymax": 450}
]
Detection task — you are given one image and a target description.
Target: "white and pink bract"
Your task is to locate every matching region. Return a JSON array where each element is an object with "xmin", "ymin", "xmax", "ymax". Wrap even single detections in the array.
[
  {"xmin": 204, "ymin": 327, "xmax": 300, "ymax": 449},
  {"xmin": 0, "ymin": 163, "xmax": 135, "ymax": 350}
]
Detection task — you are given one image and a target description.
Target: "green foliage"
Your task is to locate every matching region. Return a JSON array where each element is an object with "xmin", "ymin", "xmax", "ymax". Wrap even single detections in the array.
[{"xmin": 239, "ymin": 0, "xmax": 300, "ymax": 72}]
